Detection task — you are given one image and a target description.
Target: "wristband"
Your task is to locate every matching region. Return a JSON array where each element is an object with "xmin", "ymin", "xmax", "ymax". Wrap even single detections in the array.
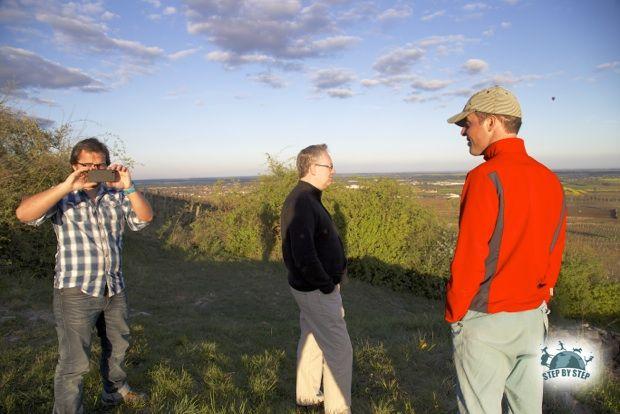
[{"xmin": 123, "ymin": 185, "xmax": 136, "ymax": 196}]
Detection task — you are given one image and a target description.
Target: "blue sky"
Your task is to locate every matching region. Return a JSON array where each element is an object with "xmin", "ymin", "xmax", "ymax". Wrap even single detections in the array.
[{"xmin": 1, "ymin": 0, "xmax": 619, "ymax": 179}]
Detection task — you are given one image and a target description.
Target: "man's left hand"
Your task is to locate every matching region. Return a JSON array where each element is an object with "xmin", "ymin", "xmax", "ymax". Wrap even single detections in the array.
[{"xmin": 106, "ymin": 164, "xmax": 133, "ymax": 190}]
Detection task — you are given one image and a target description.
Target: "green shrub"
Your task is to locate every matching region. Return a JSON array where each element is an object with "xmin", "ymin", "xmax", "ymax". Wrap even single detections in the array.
[
  {"xmin": 554, "ymin": 246, "xmax": 620, "ymax": 323},
  {"xmin": 0, "ymin": 102, "xmax": 71, "ymax": 277},
  {"xmin": 180, "ymin": 158, "xmax": 454, "ymax": 298},
  {"xmin": 324, "ymin": 179, "xmax": 454, "ymax": 298}
]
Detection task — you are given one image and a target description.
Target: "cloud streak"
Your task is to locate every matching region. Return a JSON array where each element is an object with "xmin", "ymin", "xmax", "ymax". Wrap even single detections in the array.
[{"xmin": 0, "ymin": 46, "xmax": 107, "ymax": 92}]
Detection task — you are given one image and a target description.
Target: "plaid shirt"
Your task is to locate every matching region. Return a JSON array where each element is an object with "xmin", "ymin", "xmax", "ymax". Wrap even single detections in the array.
[{"xmin": 29, "ymin": 185, "xmax": 149, "ymax": 297}]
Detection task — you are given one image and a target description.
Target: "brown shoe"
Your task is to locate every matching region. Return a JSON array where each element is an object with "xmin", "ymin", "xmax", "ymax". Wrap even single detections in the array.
[{"xmin": 102, "ymin": 387, "xmax": 147, "ymax": 406}]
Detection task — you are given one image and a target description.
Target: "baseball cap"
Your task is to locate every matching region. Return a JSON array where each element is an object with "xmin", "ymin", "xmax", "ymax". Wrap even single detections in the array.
[{"xmin": 447, "ymin": 85, "xmax": 522, "ymax": 125}]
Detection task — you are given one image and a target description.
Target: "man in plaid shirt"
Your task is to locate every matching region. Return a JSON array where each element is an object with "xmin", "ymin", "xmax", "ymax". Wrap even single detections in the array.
[{"xmin": 16, "ymin": 138, "xmax": 153, "ymax": 413}]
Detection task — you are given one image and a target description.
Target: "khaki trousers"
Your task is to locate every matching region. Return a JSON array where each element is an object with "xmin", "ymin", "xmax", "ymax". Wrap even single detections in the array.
[
  {"xmin": 451, "ymin": 302, "xmax": 549, "ymax": 414},
  {"xmin": 291, "ymin": 286, "xmax": 353, "ymax": 414}
]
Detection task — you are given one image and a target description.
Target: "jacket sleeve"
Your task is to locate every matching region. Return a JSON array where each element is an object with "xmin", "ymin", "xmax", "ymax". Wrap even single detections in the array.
[
  {"xmin": 544, "ymin": 191, "xmax": 567, "ymax": 299},
  {"xmin": 288, "ymin": 199, "xmax": 335, "ymax": 294},
  {"xmin": 445, "ymin": 170, "xmax": 499, "ymax": 323}
]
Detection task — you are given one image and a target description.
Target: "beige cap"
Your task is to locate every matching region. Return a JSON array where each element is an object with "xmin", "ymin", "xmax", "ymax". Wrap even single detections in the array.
[{"xmin": 447, "ymin": 85, "xmax": 522, "ymax": 124}]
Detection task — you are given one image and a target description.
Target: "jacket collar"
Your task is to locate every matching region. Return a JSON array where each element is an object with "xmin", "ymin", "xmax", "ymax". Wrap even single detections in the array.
[{"xmin": 483, "ymin": 137, "xmax": 527, "ymax": 161}]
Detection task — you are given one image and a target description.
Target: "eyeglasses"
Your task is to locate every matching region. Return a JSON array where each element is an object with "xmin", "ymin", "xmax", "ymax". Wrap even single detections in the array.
[
  {"xmin": 315, "ymin": 163, "xmax": 334, "ymax": 171},
  {"xmin": 77, "ymin": 162, "xmax": 108, "ymax": 169}
]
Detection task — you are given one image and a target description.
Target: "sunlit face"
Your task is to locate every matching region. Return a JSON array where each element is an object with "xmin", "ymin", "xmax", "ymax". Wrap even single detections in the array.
[
  {"xmin": 72, "ymin": 150, "xmax": 108, "ymax": 171},
  {"xmin": 312, "ymin": 151, "xmax": 335, "ymax": 190},
  {"xmin": 458, "ymin": 113, "xmax": 492, "ymax": 156}
]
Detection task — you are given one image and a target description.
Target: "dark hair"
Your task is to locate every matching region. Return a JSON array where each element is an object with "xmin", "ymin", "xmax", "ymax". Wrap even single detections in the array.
[
  {"xmin": 475, "ymin": 112, "xmax": 522, "ymax": 134},
  {"xmin": 69, "ymin": 138, "xmax": 110, "ymax": 165},
  {"xmin": 296, "ymin": 144, "xmax": 328, "ymax": 178}
]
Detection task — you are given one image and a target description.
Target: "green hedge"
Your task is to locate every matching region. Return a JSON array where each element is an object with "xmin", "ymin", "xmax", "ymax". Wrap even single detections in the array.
[{"xmin": 180, "ymin": 159, "xmax": 455, "ymax": 298}]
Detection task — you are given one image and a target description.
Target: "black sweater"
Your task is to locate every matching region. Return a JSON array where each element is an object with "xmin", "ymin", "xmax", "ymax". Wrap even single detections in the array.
[{"xmin": 281, "ymin": 181, "xmax": 347, "ymax": 294}]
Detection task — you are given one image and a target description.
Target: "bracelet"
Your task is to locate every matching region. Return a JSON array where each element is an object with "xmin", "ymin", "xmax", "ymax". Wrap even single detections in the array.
[{"xmin": 123, "ymin": 185, "xmax": 136, "ymax": 196}]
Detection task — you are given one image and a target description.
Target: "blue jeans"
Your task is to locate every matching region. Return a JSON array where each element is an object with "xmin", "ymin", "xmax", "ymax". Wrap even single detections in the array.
[{"xmin": 52, "ymin": 287, "xmax": 130, "ymax": 414}]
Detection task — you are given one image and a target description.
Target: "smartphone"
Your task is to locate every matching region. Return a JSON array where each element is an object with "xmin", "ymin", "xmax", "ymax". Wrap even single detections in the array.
[{"xmin": 86, "ymin": 170, "xmax": 120, "ymax": 183}]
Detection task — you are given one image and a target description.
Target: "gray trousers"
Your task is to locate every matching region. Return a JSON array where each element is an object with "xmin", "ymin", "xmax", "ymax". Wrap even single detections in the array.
[
  {"xmin": 451, "ymin": 302, "xmax": 549, "ymax": 414},
  {"xmin": 52, "ymin": 287, "xmax": 131, "ymax": 414},
  {"xmin": 291, "ymin": 286, "xmax": 353, "ymax": 414}
]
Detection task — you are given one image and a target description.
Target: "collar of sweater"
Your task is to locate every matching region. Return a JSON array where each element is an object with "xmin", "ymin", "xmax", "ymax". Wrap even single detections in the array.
[
  {"xmin": 298, "ymin": 180, "xmax": 322, "ymax": 200},
  {"xmin": 483, "ymin": 137, "xmax": 527, "ymax": 161}
]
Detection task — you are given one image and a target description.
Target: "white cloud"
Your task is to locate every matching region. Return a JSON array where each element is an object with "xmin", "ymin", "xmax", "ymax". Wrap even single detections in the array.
[
  {"xmin": 143, "ymin": 0, "xmax": 161, "ymax": 8},
  {"xmin": 361, "ymin": 74, "xmax": 416, "ymax": 88},
  {"xmin": 463, "ymin": 58, "xmax": 489, "ymax": 74},
  {"xmin": 168, "ymin": 47, "xmax": 201, "ymax": 60},
  {"xmin": 35, "ymin": 13, "xmax": 164, "ymax": 62},
  {"xmin": 463, "ymin": 2, "xmax": 488, "ymax": 11},
  {"xmin": 417, "ymin": 34, "xmax": 476, "ymax": 49},
  {"xmin": 185, "ymin": 1, "xmax": 359, "ymax": 69},
  {"xmin": 310, "ymin": 68, "xmax": 355, "ymax": 98},
  {"xmin": 163, "ymin": 6, "xmax": 177, "ymax": 15},
  {"xmin": 403, "ymin": 93, "xmax": 439, "ymax": 103},
  {"xmin": 483, "ymin": 27, "xmax": 495, "ymax": 37},
  {"xmin": 338, "ymin": 2, "xmax": 377, "ymax": 21},
  {"xmin": 473, "ymin": 71, "xmax": 547, "ymax": 89},
  {"xmin": 311, "ymin": 68, "xmax": 355, "ymax": 89},
  {"xmin": 378, "ymin": 5, "xmax": 412, "ymax": 22},
  {"xmin": 421, "ymin": 10, "xmax": 445, "ymax": 21},
  {"xmin": 101, "ymin": 11, "xmax": 118, "ymax": 20},
  {"xmin": 207, "ymin": 51, "xmax": 276, "ymax": 68},
  {"xmin": 500, "ymin": 21, "xmax": 512, "ymax": 29},
  {"xmin": 596, "ymin": 61, "xmax": 619, "ymax": 71},
  {"xmin": 0, "ymin": 46, "xmax": 107, "ymax": 92},
  {"xmin": 411, "ymin": 78, "xmax": 452, "ymax": 91},
  {"xmin": 250, "ymin": 72, "xmax": 287, "ymax": 88},
  {"xmin": 325, "ymin": 88, "xmax": 354, "ymax": 98},
  {"xmin": 373, "ymin": 46, "xmax": 424, "ymax": 75}
]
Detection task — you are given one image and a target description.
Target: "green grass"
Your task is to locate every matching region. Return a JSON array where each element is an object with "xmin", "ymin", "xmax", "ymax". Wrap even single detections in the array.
[{"xmin": 1, "ymin": 231, "xmax": 618, "ymax": 413}]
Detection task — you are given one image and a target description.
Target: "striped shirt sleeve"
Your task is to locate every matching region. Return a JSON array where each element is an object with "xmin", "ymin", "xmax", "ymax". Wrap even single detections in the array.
[
  {"xmin": 121, "ymin": 194, "xmax": 150, "ymax": 231},
  {"xmin": 26, "ymin": 205, "xmax": 58, "ymax": 227}
]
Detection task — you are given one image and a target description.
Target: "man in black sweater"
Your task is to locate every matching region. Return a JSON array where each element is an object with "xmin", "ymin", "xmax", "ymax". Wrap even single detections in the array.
[{"xmin": 281, "ymin": 144, "xmax": 352, "ymax": 414}]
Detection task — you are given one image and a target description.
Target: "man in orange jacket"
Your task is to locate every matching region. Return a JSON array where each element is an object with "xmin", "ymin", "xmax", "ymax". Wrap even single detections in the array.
[{"xmin": 446, "ymin": 86, "xmax": 566, "ymax": 413}]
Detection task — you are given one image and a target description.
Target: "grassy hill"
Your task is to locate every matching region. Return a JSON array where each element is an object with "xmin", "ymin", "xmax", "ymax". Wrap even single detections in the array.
[{"xmin": 2, "ymin": 228, "xmax": 617, "ymax": 413}]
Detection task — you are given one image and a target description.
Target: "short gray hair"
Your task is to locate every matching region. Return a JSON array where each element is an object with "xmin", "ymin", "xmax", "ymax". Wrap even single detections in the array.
[{"xmin": 296, "ymin": 144, "xmax": 328, "ymax": 178}]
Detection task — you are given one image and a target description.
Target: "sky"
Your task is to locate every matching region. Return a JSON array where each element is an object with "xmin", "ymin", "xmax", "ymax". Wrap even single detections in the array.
[{"xmin": 1, "ymin": 0, "xmax": 619, "ymax": 179}]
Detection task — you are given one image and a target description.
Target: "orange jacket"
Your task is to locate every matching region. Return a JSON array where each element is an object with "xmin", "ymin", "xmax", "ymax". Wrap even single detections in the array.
[{"xmin": 445, "ymin": 138, "xmax": 566, "ymax": 323}]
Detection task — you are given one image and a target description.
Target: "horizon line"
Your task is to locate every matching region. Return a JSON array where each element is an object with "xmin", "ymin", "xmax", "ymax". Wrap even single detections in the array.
[{"xmin": 134, "ymin": 167, "xmax": 620, "ymax": 182}]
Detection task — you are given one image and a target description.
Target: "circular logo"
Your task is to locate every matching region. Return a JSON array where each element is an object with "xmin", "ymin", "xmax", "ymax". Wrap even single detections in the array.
[{"xmin": 549, "ymin": 351, "xmax": 586, "ymax": 370}]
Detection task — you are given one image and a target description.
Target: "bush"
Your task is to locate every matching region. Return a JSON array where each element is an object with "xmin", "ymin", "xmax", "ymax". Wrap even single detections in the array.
[
  {"xmin": 0, "ymin": 102, "xmax": 71, "ymax": 277},
  {"xmin": 174, "ymin": 157, "xmax": 454, "ymax": 299},
  {"xmin": 324, "ymin": 179, "xmax": 454, "ymax": 298},
  {"xmin": 554, "ymin": 246, "xmax": 620, "ymax": 323}
]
